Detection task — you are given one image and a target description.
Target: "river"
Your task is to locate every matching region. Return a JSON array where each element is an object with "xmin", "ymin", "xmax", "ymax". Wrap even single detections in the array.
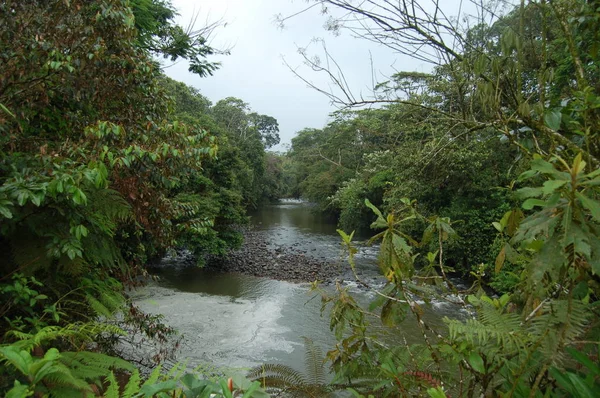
[{"xmin": 131, "ymin": 199, "xmax": 468, "ymax": 375}]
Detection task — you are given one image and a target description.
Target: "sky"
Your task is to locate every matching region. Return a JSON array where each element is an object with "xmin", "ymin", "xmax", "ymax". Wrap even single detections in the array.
[{"xmin": 161, "ymin": 0, "xmax": 496, "ymax": 151}]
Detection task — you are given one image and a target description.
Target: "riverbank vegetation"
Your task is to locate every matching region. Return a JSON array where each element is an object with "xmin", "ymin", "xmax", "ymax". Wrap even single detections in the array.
[
  {"xmin": 0, "ymin": 0, "xmax": 275, "ymax": 395},
  {"xmin": 279, "ymin": 0, "xmax": 600, "ymax": 397},
  {"xmin": 1, "ymin": 0, "xmax": 599, "ymax": 397}
]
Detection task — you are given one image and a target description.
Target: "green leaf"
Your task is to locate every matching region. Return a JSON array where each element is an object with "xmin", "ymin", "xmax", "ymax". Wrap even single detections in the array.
[
  {"xmin": 346, "ymin": 388, "xmax": 363, "ymax": 398},
  {"xmin": 467, "ymin": 352, "xmax": 485, "ymax": 373},
  {"xmin": 576, "ymin": 192, "xmax": 600, "ymax": 222},
  {"xmin": 517, "ymin": 169, "xmax": 538, "ymax": 181},
  {"xmin": 544, "ymin": 109, "xmax": 562, "ymax": 130},
  {"xmin": 72, "ymin": 189, "xmax": 87, "ymax": 205},
  {"xmin": 16, "ymin": 190, "xmax": 29, "ymax": 206},
  {"xmin": 427, "ymin": 387, "xmax": 448, "ymax": 398},
  {"xmin": 392, "ymin": 233, "xmax": 411, "ymax": 256},
  {"xmin": 0, "ymin": 205, "xmax": 13, "ymax": 219},
  {"xmin": 542, "ymin": 179, "xmax": 567, "ymax": 195},
  {"xmin": 0, "ymin": 102, "xmax": 15, "ymax": 117},
  {"xmin": 337, "ymin": 229, "xmax": 354, "ymax": 244},
  {"xmin": 5, "ymin": 380, "xmax": 30, "ymax": 398},
  {"xmin": 549, "ymin": 367, "xmax": 574, "ymax": 392},
  {"xmin": 219, "ymin": 379, "xmax": 233, "ymax": 398},
  {"xmin": 365, "ymin": 198, "xmax": 385, "ymax": 221},
  {"xmin": 530, "ymin": 158, "xmax": 568, "ymax": 179},
  {"xmin": 572, "ymin": 153, "xmax": 586, "ymax": 175},
  {"xmin": 0, "ymin": 346, "xmax": 31, "ymax": 375},
  {"xmin": 492, "ymin": 222, "xmax": 503, "ymax": 232},
  {"xmin": 241, "ymin": 381, "xmax": 261, "ymax": 398},
  {"xmin": 522, "ymin": 198, "xmax": 547, "ymax": 210},
  {"xmin": 139, "ymin": 380, "xmax": 178, "ymax": 397},
  {"xmin": 516, "ymin": 187, "xmax": 544, "ymax": 199},
  {"xmin": 566, "ymin": 348, "xmax": 600, "ymax": 376},
  {"xmin": 566, "ymin": 373, "xmax": 596, "ymax": 398},
  {"xmin": 495, "ymin": 245, "xmax": 506, "ymax": 273}
]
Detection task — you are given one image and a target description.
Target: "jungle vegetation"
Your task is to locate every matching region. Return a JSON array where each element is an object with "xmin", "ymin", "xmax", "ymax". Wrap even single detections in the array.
[
  {"xmin": 0, "ymin": 0, "xmax": 599, "ymax": 397},
  {"xmin": 0, "ymin": 0, "xmax": 277, "ymax": 396},
  {"xmin": 276, "ymin": 0, "xmax": 600, "ymax": 397}
]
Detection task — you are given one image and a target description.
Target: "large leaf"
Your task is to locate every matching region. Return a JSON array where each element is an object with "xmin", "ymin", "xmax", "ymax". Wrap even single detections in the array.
[
  {"xmin": 566, "ymin": 348, "xmax": 600, "ymax": 376},
  {"xmin": 495, "ymin": 245, "xmax": 506, "ymax": 273},
  {"xmin": 139, "ymin": 380, "xmax": 179, "ymax": 397},
  {"xmin": 542, "ymin": 179, "xmax": 568, "ymax": 195},
  {"xmin": 522, "ymin": 198, "xmax": 547, "ymax": 210},
  {"xmin": 516, "ymin": 187, "xmax": 544, "ymax": 199},
  {"xmin": 365, "ymin": 198, "xmax": 386, "ymax": 229},
  {"xmin": 576, "ymin": 192, "xmax": 600, "ymax": 222},
  {"xmin": 0, "ymin": 346, "xmax": 31, "ymax": 375},
  {"xmin": 467, "ymin": 352, "xmax": 485, "ymax": 374},
  {"xmin": 5, "ymin": 381, "xmax": 30, "ymax": 398},
  {"xmin": 530, "ymin": 158, "xmax": 569, "ymax": 180},
  {"xmin": 544, "ymin": 109, "xmax": 562, "ymax": 130}
]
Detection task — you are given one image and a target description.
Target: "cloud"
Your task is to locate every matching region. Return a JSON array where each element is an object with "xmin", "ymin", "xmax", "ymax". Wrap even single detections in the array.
[{"xmin": 162, "ymin": 0, "xmax": 439, "ymax": 150}]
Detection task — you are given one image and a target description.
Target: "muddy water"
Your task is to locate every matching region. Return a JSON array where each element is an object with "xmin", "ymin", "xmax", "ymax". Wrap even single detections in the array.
[{"xmin": 132, "ymin": 200, "xmax": 466, "ymax": 372}]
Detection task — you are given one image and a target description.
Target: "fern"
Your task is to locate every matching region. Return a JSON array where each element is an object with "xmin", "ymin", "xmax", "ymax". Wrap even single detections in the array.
[
  {"xmin": 104, "ymin": 371, "xmax": 121, "ymax": 398},
  {"xmin": 0, "ymin": 346, "xmax": 93, "ymax": 397},
  {"xmin": 121, "ymin": 369, "xmax": 142, "ymax": 398},
  {"xmin": 143, "ymin": 364, "xmax": 163, "ymax": 385},
  {"xmin": 7, "ymin": 322, "xmax": 126, "ymax": 352},
  {"xmin": 529, "ymin": 299, "xmax": 589, "ymax": 364},
  {"xmin": 61, "ymin": 351, "xmax": 135, "ymax": 379},
  {"xmin": 302, "ymin": 337, "xmax": 326, "ymax": 386},
  {"xmin": 249, "ymin": 338, "xmax": 334, "ymax": 397},
  {"xmin": 248, "ymin": 363, "xmax": 306, "ymax": 388},
  {"xmin": 446, "ymin": 305, "xmax": 526, "ymax": 354}
]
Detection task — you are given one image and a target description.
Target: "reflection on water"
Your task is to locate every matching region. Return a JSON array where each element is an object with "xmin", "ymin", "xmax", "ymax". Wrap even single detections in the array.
[
  {"xmin": 153, "ymin": 268, "xmax": 276, "ymax": 299},
  {"xmin": 251, "ymin": 199, "xmax": 338, "ymax": 235},
  {"xmin": 136, "ymin": 200, "xmax": 467, "ymax": 373},
  {"xmin": 132, "ymin": 275, "xmax": 332, "ymax": 371}
]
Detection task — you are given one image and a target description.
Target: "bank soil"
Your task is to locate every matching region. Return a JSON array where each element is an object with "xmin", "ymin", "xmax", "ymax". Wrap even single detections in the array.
[{"xmin": 206, "ymin": 228, "xmax": 342, "ymax": 283}]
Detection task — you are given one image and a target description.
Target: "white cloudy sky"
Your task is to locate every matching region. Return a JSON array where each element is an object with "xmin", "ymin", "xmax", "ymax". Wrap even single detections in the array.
[{"xmin": 162, "ymin": 0, "xmax": 497, "ymax": 150}]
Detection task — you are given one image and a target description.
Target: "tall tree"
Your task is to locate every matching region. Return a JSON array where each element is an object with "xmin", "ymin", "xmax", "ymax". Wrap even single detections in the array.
[{"xmin": 130, "ymin": 0, "xmax": 222, "ymax": 76}]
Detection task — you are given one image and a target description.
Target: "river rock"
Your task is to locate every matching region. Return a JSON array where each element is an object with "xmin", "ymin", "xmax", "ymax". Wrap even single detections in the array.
[{"xmin": 205, "ymin": 227, "xmax": 341, "ymax": 283}]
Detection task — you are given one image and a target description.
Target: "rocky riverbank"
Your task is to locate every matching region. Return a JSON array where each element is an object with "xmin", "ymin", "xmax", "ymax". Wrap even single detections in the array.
[{"xmin": 205, "ymin": 227, "xmax": 342, "ymax": 282}]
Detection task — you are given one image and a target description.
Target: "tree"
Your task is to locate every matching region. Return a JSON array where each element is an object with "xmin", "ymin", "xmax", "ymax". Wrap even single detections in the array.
[
  {"xmin": 0, "ymin": 0, "xmax": 218, "ymax": 341},
  {"xmin": 130, "ymin": 0, "xmax": 223, "ymax": 76},
  {"xmin": 249, "ymin": 113, "xmax": 281, "ymax": 149},
  {"xmin": 211, "ymin": 97, "xmax": 282, "ymax": 208},
  {"xmin": 291, "ymin": 0, "xmax": 599, "ymax": 166},
  {"xmin": 282, "ymin": 0, "xmax": 600, "ymax": 396}
]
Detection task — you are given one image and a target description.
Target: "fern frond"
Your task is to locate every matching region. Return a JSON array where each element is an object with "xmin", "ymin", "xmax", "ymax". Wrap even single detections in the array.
[
  {"xmin": 248, "ymin": 363, "xmax": 306, "ymax": 388},
  {"xmin": 302, "ymin": 337, "xmax": 326, "ymax": 386},
  {"xmin": 48, "ymin": 386, "xmax": 93, "ymax": 398},
  {"xmin": 164, "ymin": 360, "xmax": 188, "ymax": 380},
  {"xmin": 143, "ymin": 364, "xmax": 163, "ymax": 385},
  {"xmin": 40, "ymin": 364, "xmax": 92, "ymax": 391},
  {"xmin": 122, "ymin": 369, "xmax": 141, "ymax": 398},
  {"xmin": 82, "ymin": 235, "xmax": 126, "ymax": 269},
  {"xmin": 529, "ymin": 299, "xmax": 589, "ymax": 365},
  {"xmin": 446, "ymin": 308, "xmax": 526, "ymax": 355},
  {"xmin": 8, "ymin": 322, "xmax": 126, "ymax": 351},
  {"xmin": 85, "ymin": 295, "xmax": 112, "ymax": 318},
  {"xmin": 103, "ymin": 372, "xmax": 120, "ymax": 398},
  {"xmin": 86, "ymin": 188, "xmax": 131, "ymax": 233},
  {"xmin": 61, "ymin": 351, "xmax": 135, "ymax": 375}
]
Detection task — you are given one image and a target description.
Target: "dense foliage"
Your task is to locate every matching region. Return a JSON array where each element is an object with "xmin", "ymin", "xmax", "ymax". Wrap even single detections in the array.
[
  {"xmin": 0, "ymin": 0, "xmax": 278, "ymax": 396},
  {"xmin": 2, "ymin": 0, "xmax": 599, "ymax": 396},
  {"xmin": 278, "ymin": 0, "xmax": 600, "ymax": 397}
]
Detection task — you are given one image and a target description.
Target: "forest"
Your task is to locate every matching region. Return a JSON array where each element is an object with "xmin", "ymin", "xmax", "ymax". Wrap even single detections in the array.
[{"xmin": 1, "ymin": 0, "xmax": 599, "ymax": 397}]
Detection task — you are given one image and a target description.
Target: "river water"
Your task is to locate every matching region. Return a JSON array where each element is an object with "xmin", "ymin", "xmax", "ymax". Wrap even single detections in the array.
[{"xmin": 132, "ymin": 200, "xmax": 467, "ymax": 374}]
